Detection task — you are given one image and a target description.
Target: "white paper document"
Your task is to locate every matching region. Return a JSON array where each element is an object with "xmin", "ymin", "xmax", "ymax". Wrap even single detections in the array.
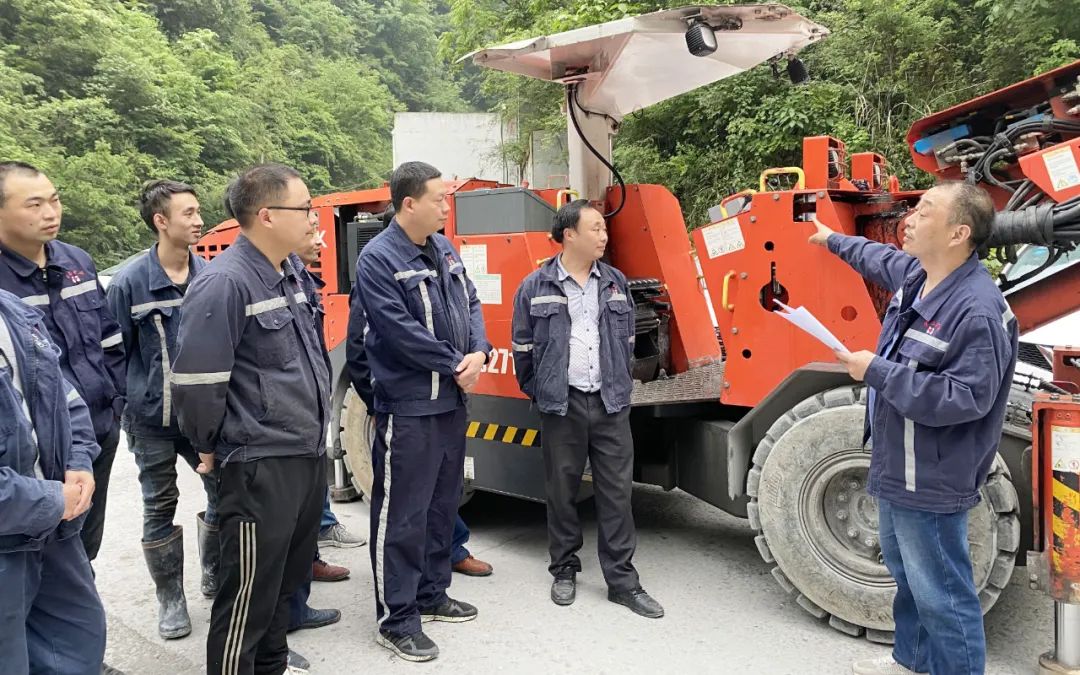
[{"xmin": 773, "ymin": 300, "xmax": 849, "ymax": 354}]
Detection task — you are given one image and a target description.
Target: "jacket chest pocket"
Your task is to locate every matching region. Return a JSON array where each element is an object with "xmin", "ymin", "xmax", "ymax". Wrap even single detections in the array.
[
  {"xmin": 447, "ymin": 266, "xmax": 469, "ymax": 310},
  {"xmin": 253, "ymin": 307, "xmax": 298, "ymax": 367},
  {"xmin": 604, "ymin": 295, "xmax": 633, "ymax": 338},
  {"xmin": 71, "ymin": 287, "xmax": 104, "ymax": 344},
  {"xmin": 897, "ymin": 336, "xmax": 946, "ymax": 372},
  {"xmin": 400, "ymin": 273, "xmax": 445, "ymax": 332},
  {"xmin": 529, "ymin": 297, "xmax": 567, "ymax": 343}
]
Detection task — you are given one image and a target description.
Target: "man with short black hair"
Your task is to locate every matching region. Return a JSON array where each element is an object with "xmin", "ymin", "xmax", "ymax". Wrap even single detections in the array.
[
  {"xmin": 0, "ymin": 161, "xmax": 126, "ymax": 566},
  {"xmin": 511, "ymin": 199, "xmax": 663, "ymax": 619},
  {"xmin": 810, "ymin": 181, "xmax": 1016, "ymax": 675},
  {"xmin": 172, "ymin": 164, "xmax": 329, "ymax": 675},
  {"xmin": 349, "ymin": 161, "xmax": 490, "ymax": 662},
  {"xmin": 106, "ymin": 179, "xmax": 217, "ymax": 640}
]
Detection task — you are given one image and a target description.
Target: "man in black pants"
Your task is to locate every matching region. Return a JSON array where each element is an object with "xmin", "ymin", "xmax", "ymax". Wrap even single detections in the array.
[
  {"xmin": 172, "ymin": 164, "xmax": 330, "ymax": 675},
  {"xmin": 511, "ymin": 199, "xmax": 663, "ymax": 618},
  {"xmin": 350, "ymin": 162, "xmax": 490, "ymax": 662}
]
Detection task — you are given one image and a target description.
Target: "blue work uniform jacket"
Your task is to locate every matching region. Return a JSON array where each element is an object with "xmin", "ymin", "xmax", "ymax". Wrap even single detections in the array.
[
  {"xmin": 511, "ymin": 257, "xmax": 635, "ymax": 416},
  {"xmin": 0, "ymin": 289, "xmax": 100, "ymax": 553},
  {"xmin": 171, "ymin": 235, "xmax": 331, "ymax": 465},
  {"xmin": 288, "ymin": 252, "xmax": 331, "ymax": 375},
  {"xmin": 345, "ymin": 283, "xmax": 374, "ymax": 411},
  {"xmin": 828, "ymin": 234, "xmax": 1018, "ymax": 513},
  {"xmin": 0, "ymin": 241, "xmax": 126, "ymax": 438},
  {"xmin": 106, "ymin": 245, "xmax": 207, "ymax": 439},
  {"xmin": 351, "ymin": 219, "xmax": 490, "ymax": 416}
]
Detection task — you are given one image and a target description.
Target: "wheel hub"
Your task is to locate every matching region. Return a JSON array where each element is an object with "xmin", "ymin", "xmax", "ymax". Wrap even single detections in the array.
[
  {"xmin": 823, "ymin": 469, "xmax": 882, "ymax": 563},
  {"xmin": 799, "ymin": 449, "xmax": 893, "ymax": 586}
]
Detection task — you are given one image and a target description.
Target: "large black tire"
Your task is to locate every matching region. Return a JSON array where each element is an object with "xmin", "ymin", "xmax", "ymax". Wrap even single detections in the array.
[
  {"xmin": 745, "ymin": 385, "xmax": 1020, "ymax": 643},
  {"xmin": 337, "ymin": 387, "xmax": 475, "ymax": 506}
]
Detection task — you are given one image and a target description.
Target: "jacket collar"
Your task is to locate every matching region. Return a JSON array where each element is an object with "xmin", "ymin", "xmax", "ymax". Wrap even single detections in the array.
[
  {"xmin": 539, "ymin": 255, "xmax": 620, "ymax": 289},
  {"xmin": 910, "ymin": 252, "xmax": 982, "ymax": 321},
  {"xmin": 0, "ymin": 241, "xmax": 53, "ymax": 278},
  {"xmin": 555, "ymin": 254, "xmax": 600, "ymax": 283},
  {"xmin": 147, "ymin": 244, "xmax": 204, "ymax": 292},
  {"xmin": 386, "ymin": 218, "xmax": 430, "ymax": 262},
  {"xmin": 235, "ymin": 234, "xmax": 296, "ymax": 289}
]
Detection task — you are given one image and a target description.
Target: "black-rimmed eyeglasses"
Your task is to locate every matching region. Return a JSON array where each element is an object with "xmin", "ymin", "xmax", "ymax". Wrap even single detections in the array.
[{"xmin": 265, "ymin": 205, "xmax": 317, "ymax": 218}]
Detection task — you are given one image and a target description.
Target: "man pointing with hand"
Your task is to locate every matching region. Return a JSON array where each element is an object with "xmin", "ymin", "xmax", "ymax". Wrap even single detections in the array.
[
  {"xmin": 349, "ymin": 161, "xmax": 490, "ymax": 662},
  {"xmin": 810, "ymin": 182, "xmax": 1017, "ymax": 675}
]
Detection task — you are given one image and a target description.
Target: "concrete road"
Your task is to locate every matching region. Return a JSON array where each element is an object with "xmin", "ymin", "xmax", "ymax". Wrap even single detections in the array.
[{"xmin": 98, "ymin": 437, "xmax": 1049, "ymax": 674}]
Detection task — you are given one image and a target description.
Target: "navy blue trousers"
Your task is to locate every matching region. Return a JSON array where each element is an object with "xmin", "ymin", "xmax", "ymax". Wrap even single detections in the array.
[
  {"xmin": 369, "ymin": 407, "xmax": 467, "ymax": 636},
  {"xmin": 451, "ymin": 515, "xmax": 470, "ymax": 565},
  {"xmin": 0, "ymin": 533, "xmax": 106, "ymax": 674}
]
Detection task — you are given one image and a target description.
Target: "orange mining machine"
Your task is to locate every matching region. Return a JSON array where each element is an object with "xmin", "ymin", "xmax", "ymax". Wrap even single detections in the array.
[{"xmin": 195, "ymin": 5, "xmax": 1080, "ymax": 644}]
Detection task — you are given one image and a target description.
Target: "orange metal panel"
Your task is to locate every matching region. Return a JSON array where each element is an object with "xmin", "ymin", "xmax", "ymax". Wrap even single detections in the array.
[
  {"xmin": 605, "ymin": 184, "xmax": 723, "ymax": 372},
  {"xmin": 693, "ymin": 192, "xmax": 883, "ymax": 407},
  {"xmin": 1032, "ymin": 395, "xmax": 1080, "ymax": 602},
  {"xmin": 1019, "ymin": 136, "xmax": 1080, "ymax": 203},
  {"xmin": 450, "ymin": 229, "xmax": 561, "ymax": 400}
]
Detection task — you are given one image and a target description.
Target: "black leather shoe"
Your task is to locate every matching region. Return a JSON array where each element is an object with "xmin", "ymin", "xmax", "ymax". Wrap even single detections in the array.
[
  {"xmin": 608, "ymin": 587, "xmax": 664, "ymax": 618},
  {"xmin": 288, "ymin": 606, "xmax": 341, "ymax": 632},
  {"xmin": 376, "ymin": 629, "xmax": 439, "ymax": 662},
  {"xmin": 287, "ymin": 649, "xmax": 310, "ymax": 670},
  {"xmin": 420, "ymin": 597, "xmax": 478, "ymax": 623},
  {"xmin": 551, "ymin": 573, "xmax": 576, "ymax": 606}
]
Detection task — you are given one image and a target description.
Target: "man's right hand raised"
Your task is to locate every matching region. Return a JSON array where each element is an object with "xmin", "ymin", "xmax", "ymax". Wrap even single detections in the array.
[{"xmin": 808, "ymin": 215, "xmax": 834, "ymax": 247}]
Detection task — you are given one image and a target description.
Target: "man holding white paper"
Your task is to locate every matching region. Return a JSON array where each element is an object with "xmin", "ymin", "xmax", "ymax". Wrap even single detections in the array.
[{"xmin": 809, "ymin": 182, "xmax": 1017, "ymax": 675}]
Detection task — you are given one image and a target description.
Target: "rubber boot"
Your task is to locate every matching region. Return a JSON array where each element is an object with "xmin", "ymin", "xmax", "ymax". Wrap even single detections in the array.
[
  {"xmin": 196, "ymin": 511, "xmax": 220, "ymax": 598},
  {"xmin": 142, "ymin": 525, "xmax": 192, "ymax": 639}
]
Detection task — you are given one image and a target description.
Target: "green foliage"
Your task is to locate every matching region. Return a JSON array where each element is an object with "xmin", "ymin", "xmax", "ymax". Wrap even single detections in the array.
[
  {"xmin": 0, "ymin": 0, "xmax": 460, "ymax": 265},
  {"xmin": 2, "ymin": 0, "xmax": 1077, "ymax": 267},
  {"xmin": 442, "ymin": 0, "xmax": 1080, "ymax": 229}
]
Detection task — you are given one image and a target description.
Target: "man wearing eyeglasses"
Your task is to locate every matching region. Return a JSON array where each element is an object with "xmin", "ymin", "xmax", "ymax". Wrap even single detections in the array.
[{"xmin": 172, "ymin": 164, "xmax": 330, "ymax": 675}]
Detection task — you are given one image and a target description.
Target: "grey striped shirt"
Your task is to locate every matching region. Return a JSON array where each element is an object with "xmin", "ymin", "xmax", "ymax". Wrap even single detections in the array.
[{"xmin": 556, "ymin": 255, "xmax": 602, "ymax": 393}]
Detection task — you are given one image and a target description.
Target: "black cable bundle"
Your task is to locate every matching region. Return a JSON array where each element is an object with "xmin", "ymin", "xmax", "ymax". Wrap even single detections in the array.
[{"xmin": 566, "ymin": 84, "xmax": 627, "ymax": 219}]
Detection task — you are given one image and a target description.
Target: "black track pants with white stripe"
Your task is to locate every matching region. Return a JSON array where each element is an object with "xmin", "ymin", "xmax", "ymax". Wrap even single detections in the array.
[
  {"xmin": 369, "ymin": 407, "xmax": 467, "ymax": 637},
  {"xmin": 207, "ymin": 455, "xmax": 325, "ymax": 675}
]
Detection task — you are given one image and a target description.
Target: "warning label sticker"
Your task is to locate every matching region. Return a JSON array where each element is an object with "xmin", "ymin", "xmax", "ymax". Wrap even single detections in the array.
[
  {"xmin": 460, "ymin": 244, "xmax": 488, "ymax": 275},
  {"xmin": 701, "ymin": 218, "xmax": 745, "ymax": 259},
  {"xmin": 1043, "ymin": 147, "xmax": 1080, "ymax": 192},
  {"xmin": 464, "ymin": 456, "xmax": 475, "ymax": 480},
  {"xmin": 472, "ymin": 273, "xmax": 502, "ymax": 305},
  {"xmin": 1052, "ymin": 425, "xmax": 1080, "ymax": 473}
]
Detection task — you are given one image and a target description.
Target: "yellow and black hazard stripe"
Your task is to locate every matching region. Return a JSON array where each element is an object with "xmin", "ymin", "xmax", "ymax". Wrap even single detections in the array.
[
  {"xmin": 1053, "ymin": 470, "xmax": 1080, "ymax": 546},
  {"xmin": 466, "ymin": 421, "xmax": 541, "ymax": 447}
]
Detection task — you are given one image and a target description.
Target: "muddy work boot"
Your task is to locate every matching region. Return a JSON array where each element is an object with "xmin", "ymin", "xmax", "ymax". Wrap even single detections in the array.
[
  {"xmin": 142, "ymin": 526, "xmax": 192, "ymax": 639},
  {"xmin": 196, "ymin": 511, "xmax": 220, "ymax": 598}
]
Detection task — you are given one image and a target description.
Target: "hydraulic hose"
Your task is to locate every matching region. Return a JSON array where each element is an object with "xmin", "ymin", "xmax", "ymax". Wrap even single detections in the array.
[{"xmin": 566, "ymin": 84, "xmax": 627, "ymax": 219}]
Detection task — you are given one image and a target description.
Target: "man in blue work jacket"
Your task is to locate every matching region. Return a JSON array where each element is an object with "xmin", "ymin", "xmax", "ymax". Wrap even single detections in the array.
[
  {"xmin": 172, "ymin": 164, "xmax": 330, "ymax": 675},
  {"xmin": 810, "ymin": 182, "xmax": 1018, "ymax": 675},
  {"xmin": 347, "ymin": 206, "xmax": 492, "ymax": 581},
  {"xmin": 105, "ymin": 180, "xmax": 216, "ymax": 640},
  {"xmin": 349, "ymin": 161, "xmax": 490, "ymax": 662},
  {"xmin": 511, "ymin": 199, "xmax": 663, "ymax": 619},
  {"xmin": 0, "ymin": 288, "xmax": 106, "ymax": 674},
  {"xmin": 0, "ymin": 162, "xmax": 125, "ymax": 565}
]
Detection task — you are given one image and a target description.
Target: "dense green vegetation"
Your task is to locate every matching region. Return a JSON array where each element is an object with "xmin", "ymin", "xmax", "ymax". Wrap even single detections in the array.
[{"xmin": 0, "ymin": 0, "xmax": 1076, "ymax": 265}]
